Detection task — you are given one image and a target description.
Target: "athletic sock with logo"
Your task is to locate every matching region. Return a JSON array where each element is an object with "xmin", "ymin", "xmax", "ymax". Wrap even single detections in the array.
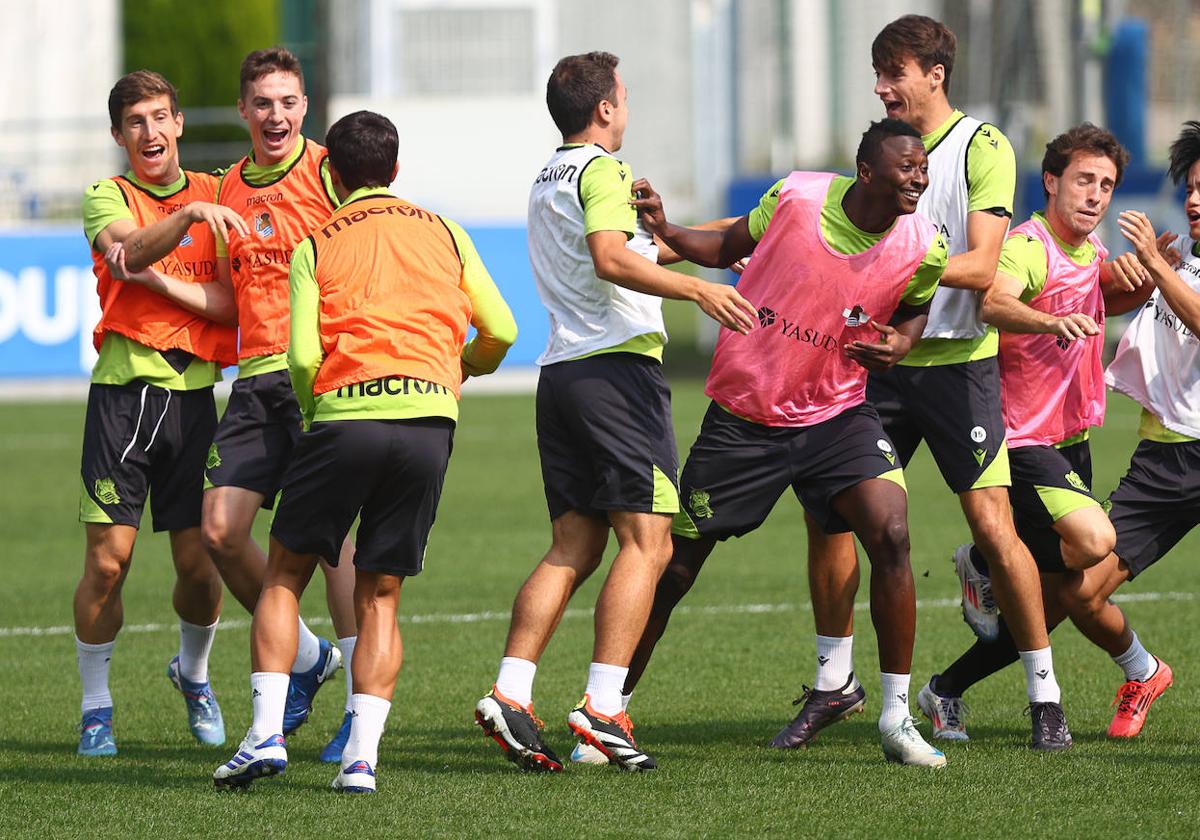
[
  {"xmin": 1112, "ymin": 631, "xmax": 1157, "ymax": 682},
  {"xmin": 878, "ymin": 672, "xmax": 912, "ymax": 732},
  {"xmin": 1019, "ymin": 646, "xmax": 1061, "ymax": 703},
  {"xmin": 496, "ymin": 656, "xmax": 536, "ymax": 708},
  {"xmin": 76, "ymin": 637, "xmax": 115, "ymax": 712},
  {"xmin": 814, "ymin": 634, "xmax": 854, "ymax": 691},
  {"xmin": 178, "ymin": 618, "xmax": 218, "ymax": 683},
  {"xmin": 293, "ymin": 618, "xmax": 321, "ymax": 673},
  {"xmin": 248, "ymin": 672, "xmax": 289, "ymax": 741},
  {"xmin": 338, "ymin": 636, "xmax": 357, "ymax": 713},
  {"xmin": 343, "ymin": 693, "xmax": 390, "ymax": 769},
  {"xmin": 585, "ymin": 662, "xmax": 628, "ymax": 717}
]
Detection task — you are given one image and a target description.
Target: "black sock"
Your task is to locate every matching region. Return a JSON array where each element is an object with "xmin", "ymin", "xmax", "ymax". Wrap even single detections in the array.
[
  {"xmin": 934, "ymin": 617, "xmax": 1020, "ymax": 697},
  {"xmin": 969, "ymin": 544, "xmax": 989, "ymax": 575}
]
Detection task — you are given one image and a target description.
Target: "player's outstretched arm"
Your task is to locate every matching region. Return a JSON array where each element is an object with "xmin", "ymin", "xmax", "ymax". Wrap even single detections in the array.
[
  {"xmin": 655, "ymin": 216, "xmax": 740, "ymax": 265},
  {"xmin": 630, "ymin": 179, "xmax": 756, "ymax": 269},
  {"xmin": 586, "ymin": 228, "xmax": 756, "ymax": 335},
  {"xmin": 1100, "ymin": 250, "xmax": 1155, "ymax": 315},
  {"xmin": 1119, "ymin": 210, "xmax": 1200, "ymax": 332},
  {"xmin": 938, "ymin": 211, "xmax": 1010, "ymax": 291},
  {"xmin": 96, "ymin": 202, "xmax": 248, "ymax": 273},
  {"xmin": 104, "ymin": 243, "xmax": 237, "ymax": 326},
  {"xmin": 982, "ymin": 270, "xmax": 1099, "ymax": 340}
]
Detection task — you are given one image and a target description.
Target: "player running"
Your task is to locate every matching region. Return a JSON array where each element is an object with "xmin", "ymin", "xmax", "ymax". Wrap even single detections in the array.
[
  {"xmin": 202, "ymin": 47, "xmax": 357, "ymax": 762},
  {"xmin": 627, "ymin": 119, "xmax": 951, "ymax": 767},
  {"xmin": 75, "ymin": 70, "xmax": 247, "ymax": 755},
  {"xmin": 921, "ymin": 122, "xmax": 1200, "ymax": 740},
  {"xmin": 474, "ymin": 51, "xmax": 756, "ymax": 773},
  {"xmin": 788, "ymin": 15, "xmax": 1071, "ymax": 752},
  {"xmin": 214, "ymin": 110, "xmax": 516, "ymax": 791}
]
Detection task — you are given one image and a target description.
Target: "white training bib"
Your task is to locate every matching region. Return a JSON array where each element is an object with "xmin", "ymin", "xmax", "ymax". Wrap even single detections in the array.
[
  {"xmin": 1106, "ymin": 235, "xmax": 1200, "ymax": 437},
  {"xmin": 918, "ymin": 114, "xmax": 992, "ymax": 340},
  {"xmin": 527, "ymin": 144, "xmax": 664, "ymax": 366}
]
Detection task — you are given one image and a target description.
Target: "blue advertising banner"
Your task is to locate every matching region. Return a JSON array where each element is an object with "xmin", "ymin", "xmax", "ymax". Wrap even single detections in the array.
[{"xmin": 0, "ymin": 225, "xmax": 545, "ymax": 379}]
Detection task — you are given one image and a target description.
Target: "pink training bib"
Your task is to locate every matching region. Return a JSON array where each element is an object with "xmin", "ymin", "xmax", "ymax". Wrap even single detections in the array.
[
  {"xmin": 705, "ymin": 171, "xmax": 936, "ymax": 427},
  {"xmin": 999, "ymin": 217, "xmax": 1108, "ymax": 447}
]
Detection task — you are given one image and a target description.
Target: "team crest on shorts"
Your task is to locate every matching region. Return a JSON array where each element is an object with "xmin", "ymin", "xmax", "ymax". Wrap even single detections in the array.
[
  {"xmin": 206, "ymin": 443, "xmax": 221, "ymax": 470},
  {"xmin": 876, "ymin": 439, "xmax": 895, "ymax": 465},
  {"xmin": 1065, "ymin": 471, "xmax": 1089, "ymax": 492},
  {"xmin": 689, "ymin": 489, "xmax": 714, "ymax": 519},
  {"xmin": 94, "ymin": 478, "xmax": 120, "ymax": 506}
]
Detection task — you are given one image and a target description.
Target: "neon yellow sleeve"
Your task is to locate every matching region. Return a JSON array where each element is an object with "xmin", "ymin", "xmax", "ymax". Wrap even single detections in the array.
[
  {"xmin": 901, "ymin": 232, "xmax": 949, "ymax": 305},
  {"xmin": 580, "ymin": 156, "xmax": 637, "ymax": 238},
  {"xmin": 319, "ymin": 157, "xmax": 340, "ymax": 208},
  {"xmin": 443, "ymin": 219, "xmax": 518, "ymax": 377},
  {"xmin": 747, "ymin": 178, "xmax": 785, "ymax": 242},
  {"xmin": 287, "ymin": 237, "xmax": 323, "ymax": 426},
  {"xmin": 82, "ymin": 180, "xmax": 134, "ymax": 249},
  {"xmin": 966, "ymin": 124, "xmax": 1016, "ymax": 216},
  {"xmin": 997, "ymin": 234, "xmax": 1049, "ymax": 301}
]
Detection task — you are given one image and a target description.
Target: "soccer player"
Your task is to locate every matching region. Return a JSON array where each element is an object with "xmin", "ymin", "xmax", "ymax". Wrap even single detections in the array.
[
  {"xmin": 75, "ymin": 70, "xmax": 248, "ymax": 755},
  {"xmin": 213, "ymin": 110, "xmax": 516, "ymax": 792},
  {"xmin": 627, "ymin": 118, "xmax": 952, "ymax": 767},
  {"xmin": 473, "ymin": 51, "xmax": 757, "ymax": 773},
  {"xmin": 919, "ymin": 122, "xmax": 1200, "ymax": 740},
  {"xmin": 787, "ymin": 15, "xmax": 1070, "ymax": 751},
  {"xmin": 201, "ymin": 47, "xmax": 358, "ymax": 762}
]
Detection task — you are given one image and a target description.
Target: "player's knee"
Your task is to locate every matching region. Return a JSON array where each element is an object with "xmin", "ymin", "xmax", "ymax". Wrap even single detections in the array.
[
  {"xmin": 1056, "ymin": 569, "xmax": 1104, "ymax": 618},
  {"xmin": 657, "ymin": 557, "xmax": 699, "ymax": 604},
  {"xmin": 1063, "ymin": 525, "xmax": 1116, "ymax": 571},
  {"xmin": 200, "ymin": 517, "xmax": 239, "ymax": 561},
  {"xmin": 84, "ymin": 549, "xmax": 129, "ymax": 594},
  {"xmin": 865, "ymin": 516, "xmax": 910, "ymax": 566},
  {"xmin": 968, "ymin": 507, "xmax": 1013, "ymax": 560}
]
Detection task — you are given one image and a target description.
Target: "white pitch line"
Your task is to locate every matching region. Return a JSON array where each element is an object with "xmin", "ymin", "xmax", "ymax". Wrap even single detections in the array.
[{"xmin": 1, "ymin": 591, "xmax": 1193, "ymax": 640}]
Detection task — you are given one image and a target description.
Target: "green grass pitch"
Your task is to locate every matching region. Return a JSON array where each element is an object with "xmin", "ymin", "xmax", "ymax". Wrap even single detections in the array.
[{"xmin": 1, "ymin": 387, "xmax": 1197, "ymax": 838}]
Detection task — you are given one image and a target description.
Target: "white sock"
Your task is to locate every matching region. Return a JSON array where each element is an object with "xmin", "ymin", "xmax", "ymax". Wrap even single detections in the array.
[
  {"xmin": 878, "ymin": 672, "xmax": 912, "ymax": 733},
  {"xmin": 1019, "ymin": 646, "xmax": 1062, "ymax": 703},
  {"xmin": 495, "ymin": 656, "xmax": 537, "ymax": 708},
  {"xmin": 293, "ymin": 618, "xmax": 321, "ymax": 673},
  {"xmin": 343, "ymin": 693, "xmax": 391, "ymax": 768},
  {"xmin": 76, "ymin": 637, "xmax": 115, "ymax": 712},
  {"xmin": 178, "ymin": 618, "xmax": 218, "ymax": 683},
  {"xmin": 338, "ymin": 636, "xmax": 357, "ymax": 713},
  {"xmin": 585, "ymin": 662, "xmax": 628, "ymax": 717},
  {"xmin": 248, "ymin": 672, "xmax": 290, "ymax": 740},
  {"xmin": 814, "ymin": 634, "xmax": 854, "ymax": 691},
  {"xmin": 1112, "ymin": 632, "xmax": 1157, "ymax": 682},
  {"xmin": 621, "ymin": 692, "xmax": 633, "ymax": 713}
]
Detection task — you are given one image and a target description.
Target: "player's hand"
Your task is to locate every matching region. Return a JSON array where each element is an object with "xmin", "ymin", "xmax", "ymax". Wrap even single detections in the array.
[
  {"xmin": 694, "ymin": 281, "xmax": 757, "ymax": 334},
  {"xmin": 1118, "ymin": 210, "xmax": 1167, "ymax": 267},
  {"xmin": 1156, "ymin": 230, "xmax": 1182, "ymax": 268},
  {"xmin": 1050, "ymin": 312, "xmax": 1100, "ymax": 341},
  {"xmin": 630, "ymin": 178, "xmax": 668, "ymax": 237},
  {"xmin": 729, "ymin": 256, "xmax": 750, "ymax": 275},
  {"xmin": 1106, "ymin": 251, "xmax": 1151, "ymax": 292},
  {"xmin": 104, "ymin": 242, "xmax": 155, "ymax": 284},
  {"xmin": 188, "ymin": 202, "xmax": 250, "ymax": 245},
  {"xmin": 844, "ymin": 320, "xmax": 911, "ymax": 372}
]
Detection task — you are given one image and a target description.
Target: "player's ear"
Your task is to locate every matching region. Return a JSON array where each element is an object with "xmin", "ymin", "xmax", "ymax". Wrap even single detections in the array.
[
  {"xmin": 857, "ymin": 159, "xmax": 872, "ymax": 184},
  {"xmin": 174, "ymin": 109, "xmax": 184, "ymax": 138},
  {"xmin": 929, "ymin": 63, "xmax": 945, "ymax": 92},
  {"xmin": 1043, "ymin": 170, "xmax": 1058, "ymax": 199}
]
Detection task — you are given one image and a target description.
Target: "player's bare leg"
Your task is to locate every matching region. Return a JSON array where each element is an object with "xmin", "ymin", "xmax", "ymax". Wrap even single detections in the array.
[
  {"xmin": 805, "ymin": 520, "xmax": 859, "ymax": 638},
  {"xmin": 201, "ymin": 485, "xmax": 268, "ymax": 613},
  {"xmin": 1053, "ymin": 505, "xmax": 1117, "ymax": 571},
  {"xmin": 251, "ymin": 539, "xmax": 320, "ymax": 673},
  {"xmin": 350, "ymin": 571, "xmax": 403, "ymax": 698},
  {"xmin": 591, "ymin": 511, "xmax": 673, "ymax": 665},
  {"xmin": 167, "ymin": 527, "xmax": 226, "ymax": 745},
  {"xmin": 169, "ymin": 527, "xmax": 222, "ymax": 626},
  {"xmin": 74, "ymin": 524, "xmax": 137, "ymax": 644}
]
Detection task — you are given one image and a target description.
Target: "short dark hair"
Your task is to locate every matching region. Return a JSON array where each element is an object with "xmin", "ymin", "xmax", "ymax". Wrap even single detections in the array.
[
  {"xmin": 546, "ymin": 51, "xmax": 619, "ymax": 137},
  {"xmin": 108, "ymin": 70, "xmax": 178, "ymax": 130},
  {"xmin": 856, "ymin": 119, "xmax": 923, "ymax": 167},
  {"xmin": 872, "ymin": 15, "xmax": 957, "ymax": 96},
  {"xmin": 239, "ymin": 46, "xmax": 304, "ymax": 98},
  {"xmin": 1041, "ymin": 122, "xmax": 1130, "ymax": 198},
  {"xmin": 325, "ymin": 110, "xmax": 398, "ymax": 190},
  {"xmin": 1168, "ymin": 121, "xmax": 1200, "ymax": 185}
]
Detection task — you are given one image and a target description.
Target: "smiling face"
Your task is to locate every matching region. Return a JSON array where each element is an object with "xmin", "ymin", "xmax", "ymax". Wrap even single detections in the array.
[
  {"xmin": 1185, "ymin": 160, "xmax": 1200, "ymax": 239},
  {"xmin": 861, "ymin": 134, "xmax": 929, "ymax": 216},
  {"xmin": 1045, "ymin": 151, "xmax": 1119, "ymax": 243},
  {"xmin": 873, "ymin": 56, "xmax": 943, "ymax": 129},
  {"xmin": 112, "ymin": 94, "xmax": 183, "ymax": 185},
  {"xmin": 238, "ymin": 70, "xmax": 307, "ymax": 165}
]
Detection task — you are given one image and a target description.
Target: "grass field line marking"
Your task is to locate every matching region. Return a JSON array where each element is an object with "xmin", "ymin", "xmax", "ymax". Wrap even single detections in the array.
[{"xmin": 1, "ymin": 590, "xmax": 1193, "ymax": 640}]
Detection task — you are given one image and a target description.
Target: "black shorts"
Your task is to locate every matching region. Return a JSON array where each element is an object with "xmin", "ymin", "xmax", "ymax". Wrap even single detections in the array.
[
  {"xmin": 1008, "ymin": 440, "xmax": 1100, "ymax": 573},
  {"xmin": 80, "ymin": 382, "xmax": 216, "ymax": 532},
  {"xmin": 674, "ymin": 401, "xmax": 905, "ymax": 538},
  {"xmin": 1109, "ymin": 439, "xmax": 1200, "ymax": 579},
  {"xmin": 205, "ymin": 370, "xmax": 303, "ymax": 508},
  {"xmin": 270, "ymin": 418, "xmax": 454, "ymax": 576},
  {"xmin": 536, "ymin": 353, "xmax": 680, "ymax": 521},
  {"xmin": 867, "ymin": 358, "xmax": 1009, "ymax": 493}
]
